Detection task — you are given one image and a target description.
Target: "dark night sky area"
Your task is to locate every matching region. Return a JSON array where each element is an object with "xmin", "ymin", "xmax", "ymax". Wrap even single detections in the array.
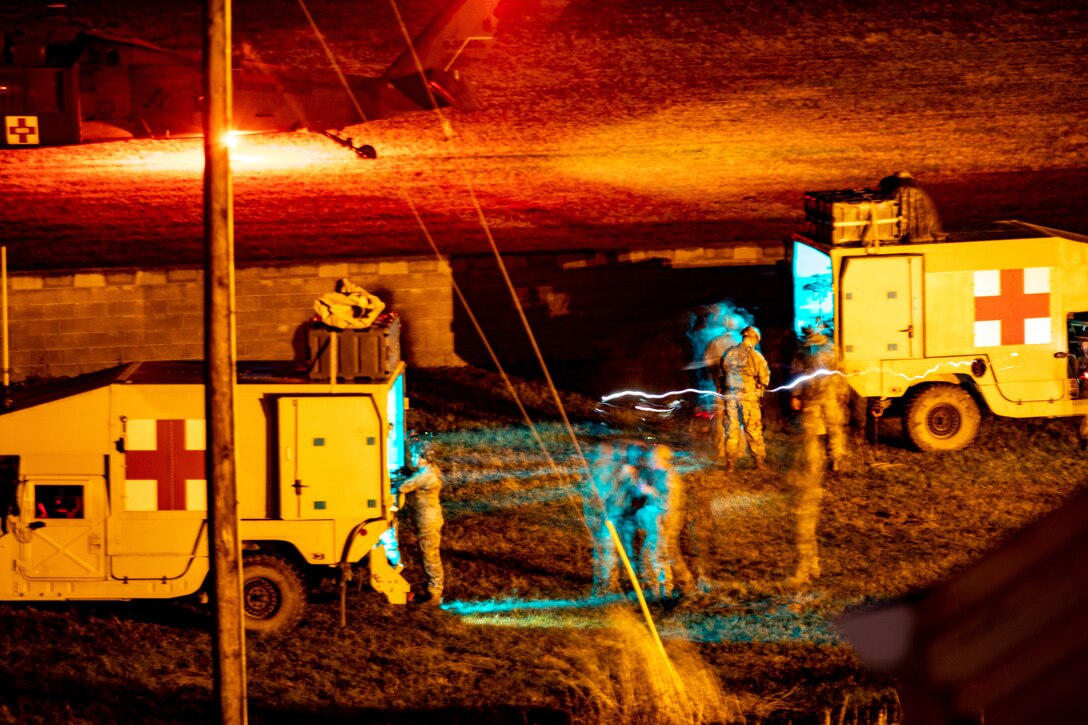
[{"xmin": 2, "ymin": 0, "xmax": 1087, "ymax": 271}]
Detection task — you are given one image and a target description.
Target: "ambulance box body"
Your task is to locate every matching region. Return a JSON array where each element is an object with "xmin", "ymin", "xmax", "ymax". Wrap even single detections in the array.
[
  {"xmin": 0, "ymin": 359, "xmax": 411, "ymax": 630},
  {"xmin": 792, "ymin": 221, "xmax": 1088, "ymax": 450}
]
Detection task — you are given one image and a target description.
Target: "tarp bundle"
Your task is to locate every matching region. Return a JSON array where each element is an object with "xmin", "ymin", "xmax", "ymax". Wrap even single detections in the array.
[{"xmin": 313, "ymin": 278, "xmax": 386, "ymax": 329}]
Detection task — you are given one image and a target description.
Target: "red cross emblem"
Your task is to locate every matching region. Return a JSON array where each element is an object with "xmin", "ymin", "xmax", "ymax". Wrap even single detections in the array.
[
  {"xmin": 5, "ymin": 115, "xmax": 40, "ymax": 145},
  {"xmin": 126, "ymin": 420, "xmax": 206, "ymax": 511},
  {"xmin": 974, "ymin": 268, "xmax": 1050, "ymax": 346}
]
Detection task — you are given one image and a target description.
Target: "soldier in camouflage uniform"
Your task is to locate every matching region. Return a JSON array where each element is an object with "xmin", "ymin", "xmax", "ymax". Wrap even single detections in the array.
[
  {"xmin": 582, "ymin": 442, "xmax": 639, "ymax": 596},
  {"xmin": 878, "ymin": 171, "xmax": 943, "ymax": 243},
  {"xmin": 636, "ymin": 445, "xmax": 695, "ymax": 600},
  {"xmin": 719, "ymin": 326, "xmax": 771, "ymax": 471},
  {"xmin": 787, "ymin": 467, "xmax": 825, "ymax": 586},
  {"xmin": 790, "ymin": 329, "xmax": 849, "ymax": 473},
  {"xmin": 786, "ymin": 328, "xmax": 848, "ymax": 586},
  {"xmin": 398, "ymin": 439, "xmax": 445, "ymax": 605}
]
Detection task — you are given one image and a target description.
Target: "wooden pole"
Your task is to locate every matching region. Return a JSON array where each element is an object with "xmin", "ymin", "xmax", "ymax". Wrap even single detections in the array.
[
  {"xmin": 2, "ymin": 246, "xmax": 9, "ymax": 396},
  {"xmin": 605, "ymin": 519, "xmax": 682, "ymax": 688},
  {"xmin": 203, "ymin": 0, "xmax": 247, "ymax": 722}
]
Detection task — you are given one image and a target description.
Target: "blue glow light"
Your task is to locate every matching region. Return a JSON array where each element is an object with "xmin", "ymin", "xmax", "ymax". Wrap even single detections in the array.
[
  {"xmin": 445, "ymin": 595, "xmax": 846, "ymax": 645},
  {"xmin": 443, "ymin": 593, "xmax": 627, "ymax": 616}
]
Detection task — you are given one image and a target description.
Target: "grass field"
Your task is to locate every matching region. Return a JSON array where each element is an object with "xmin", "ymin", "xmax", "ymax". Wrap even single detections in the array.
[{"xmin": 2, "ymin": 364, "xmax": 1086, "ymax": 724}]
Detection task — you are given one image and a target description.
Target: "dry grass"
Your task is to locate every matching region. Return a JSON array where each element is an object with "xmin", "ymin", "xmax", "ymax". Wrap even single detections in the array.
[{"xmin": 6, "ymin": 363, "xmax": 1085, "ymax": 723}]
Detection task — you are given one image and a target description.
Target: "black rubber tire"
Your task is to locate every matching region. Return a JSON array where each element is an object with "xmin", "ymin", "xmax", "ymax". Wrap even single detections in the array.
[
  {"xmin": 902, "ymin": 384, "xmax": 981, "ymax": 452},
  {"xmin": 242, "ymin": 554, "xmax": 306, "ymax": 634}
]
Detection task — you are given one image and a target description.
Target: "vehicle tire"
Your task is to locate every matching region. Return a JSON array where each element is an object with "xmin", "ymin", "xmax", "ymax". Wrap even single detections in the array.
[
  {"xmin": 902, "ymin": 383, "xmax": 981, "ymax": 452},
  {"xmin": 242, "ymin": 554, "xmax": 306, "ymax": 634}
]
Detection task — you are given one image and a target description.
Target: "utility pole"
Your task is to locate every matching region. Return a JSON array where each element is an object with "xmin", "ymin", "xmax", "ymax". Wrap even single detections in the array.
[{"xmin": 203, "ymin": 0, "xmax": 247, "ymax": 722}]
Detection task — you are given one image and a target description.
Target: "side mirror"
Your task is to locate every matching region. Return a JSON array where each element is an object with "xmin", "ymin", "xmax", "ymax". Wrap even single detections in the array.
[{"xmin": 28, "ymin": 521, "xmax": 45, "ymax": 530}]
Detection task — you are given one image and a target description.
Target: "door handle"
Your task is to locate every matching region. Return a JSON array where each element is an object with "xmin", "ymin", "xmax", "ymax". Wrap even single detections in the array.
[{"xmin": 899, "ymin": 324, "xmax": 913, "ymax": 338}]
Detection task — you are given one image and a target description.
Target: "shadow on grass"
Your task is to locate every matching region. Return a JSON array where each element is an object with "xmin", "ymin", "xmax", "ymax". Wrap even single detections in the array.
[
  {"xmin": 2, "ymin": 672, "xmax": 572, "ymax": 725},
  {"xmin": 250, "ymin": 704, "xmax": 572, "ymax": 724}
]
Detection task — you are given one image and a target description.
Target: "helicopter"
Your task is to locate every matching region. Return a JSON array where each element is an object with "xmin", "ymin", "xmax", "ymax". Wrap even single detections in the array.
[{"xmin": 0, "ymin": 0, "xmax": 506, "ymax": 155}]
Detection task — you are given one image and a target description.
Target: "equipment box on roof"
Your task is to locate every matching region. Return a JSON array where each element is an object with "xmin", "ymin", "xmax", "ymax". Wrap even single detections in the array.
[
  {"xmin": 803, "ymin": 188, "xmax": 901, "ymax": 245},
  {"xmin": 309, "ymin": 313, "xmax": 401, "ymax": 381}
]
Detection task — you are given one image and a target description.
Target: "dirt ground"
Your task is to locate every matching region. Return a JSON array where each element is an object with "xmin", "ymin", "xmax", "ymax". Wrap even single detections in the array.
[{"xmin": 2, "ymin": 0, "xmax": 1087, "ymax": 271}]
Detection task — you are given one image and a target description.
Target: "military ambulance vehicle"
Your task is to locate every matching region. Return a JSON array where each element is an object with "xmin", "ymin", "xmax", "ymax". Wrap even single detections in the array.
[
  {"xmin": 0, "ymin": 352, "xmax": 412, "ymax": 632},
  {"xmin": 793, "ymin": 188, "xmax": 1088, "ymax": 451}
]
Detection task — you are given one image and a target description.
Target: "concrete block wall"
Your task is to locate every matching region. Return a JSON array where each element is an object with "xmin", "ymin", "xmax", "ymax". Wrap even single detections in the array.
[
  {"xmin": 2, "ymin": 241, "xmax": 785, "ymax": 383},
  {"xmin": 449, "ymin": 242, "xmax": 789, "ymax": 372},
  {"xmin": 4, "ymin": 257, "xmax": 458, "ymax": 382}
]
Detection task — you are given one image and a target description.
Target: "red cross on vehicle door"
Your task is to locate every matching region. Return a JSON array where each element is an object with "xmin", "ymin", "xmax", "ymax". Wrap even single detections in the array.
[
  {"xmin": 5, "ymin": 115, "xmax": 40, "ymax": 145},
  {"xmin": 125, "ymin": 419, "xmax": 207, "ymax": 511},
  {"xmin": 973, "ymin": 268, "xmax": 1051, "ymax": 347}
]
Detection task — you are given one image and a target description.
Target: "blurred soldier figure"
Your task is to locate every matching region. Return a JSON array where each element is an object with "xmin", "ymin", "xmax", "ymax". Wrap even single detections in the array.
[
  {"xmin": 787, "ymin": 466, "xmax": 825, "ymax": 586},
  {"xmin": 719, "ymin": 326, "xmax": 771, "ymax": 471},
  {"xmin": 636, "ymin": 444, "xmax": 695, "ymax": 601},
  {"xmin": 878, "ymin": 171, "xmax": 943, "ymax": 243},
  {"xmin": 705, "ymin": 327, "xmax": 735, "ymax": 461},
  {"xmin": 582, "ymin": 442, "xmax": 637, "ymax": 596},
  {"xmin": 790, "ymin": 328, "xmax": 849, "ymax": 473},
  {"xmin": 313, "ymin": 277, "xmax": 386, "ymax": 329},
  {"xmin": 398, "ymin": 437, "xmax": 445, "ymax": 606},
  {"xmin": 613, "ymin": 440, "xmax": 650, "ymax": 577}
]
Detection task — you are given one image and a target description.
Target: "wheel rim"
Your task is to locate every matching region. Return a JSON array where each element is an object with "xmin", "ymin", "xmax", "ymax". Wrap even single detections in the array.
[
  {"xmin": 927, "ymin": 403, "xmax": 962, "ymax": 438},
  {"xmin": 244, "ymin": 577, "xmax": 281, "ymax": 620}
]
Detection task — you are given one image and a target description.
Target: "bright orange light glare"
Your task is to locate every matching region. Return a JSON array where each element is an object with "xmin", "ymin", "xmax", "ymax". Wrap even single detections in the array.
[{"xmin": 119, "ymin": 134, "xmax": 349, "ymax": 172}]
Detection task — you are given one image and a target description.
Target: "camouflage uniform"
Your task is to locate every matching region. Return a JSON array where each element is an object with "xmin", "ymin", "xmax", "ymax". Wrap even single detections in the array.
[
  {"xmin": 398, "ymin": 460, "xmax": 445, "ymax": 603},
  {"xmin": 582, "ymin": 443, "xmax": 637, "ymax": 595},
  {"xmin": 789, "ymin": 473, "xmax": 824, "ymax": 585},
  {"xmin": 704, "ymin": 333, "xmax": 734, "ymax": 459},
  {"xmin": 611, "ymin": 442, "xmax": 649, "ymax": 580},
  {"xmin": 791, "ymin": 332, "xmax": 848, "ymax": 473},
  {"xmin": 719, "ymin": 328, "xmax": 771, "ymax": 470},
  {"xmin": 878, "ymin": 171, "xmax": 943, "ymax": 243},
  {"xmin": 636, "ymin": 446, "xmax": 695, "ymax": 599}
]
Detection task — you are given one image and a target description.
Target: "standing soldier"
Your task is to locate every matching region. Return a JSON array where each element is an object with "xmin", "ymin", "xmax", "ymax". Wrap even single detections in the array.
[
  {"xmin": 719, "ymin": 326, "xmax": 771, "ymax": 471},
  {"xmin": 398, "ymin": 438, "xmax": 445, "ymax": 606},
  {"xmin": 790, "ymin": 328, "xmax": 849, "ymax": 473},
  {"xmin": 581, "ymin": 442, "xmax": 636, "ymax": 597},
  {"xmin": 638, "ymin": 445, "xmax": 695, "ymax": 601}
]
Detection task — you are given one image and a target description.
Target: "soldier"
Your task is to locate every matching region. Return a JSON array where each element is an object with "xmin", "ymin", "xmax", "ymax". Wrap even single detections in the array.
[
  {"xmin": 636, "ymin": 444, "xmax": 695, "ymax": 601},
  {"xmin": 878, "ymin": 171, "xmax": 943, "ymax": 243},
  {"xmin": 687, "ymin": 304, "xmax": 741, "ymax": 460},
  {"xmin": 787, "ymin": 466, "xmax": 825, "ymax": 586},
  {"xmin": 613, "ymin": 440, "xmax": 650, "ymax": 578},
  {"xmin": 790, "ymin": 328, "xmax": 849, "ymax": 473},
  {"xmin": 581, "ymin": 442, "xmax": 635, "ymax": 596},
  {"xmin": 397, "ymin": 438, "xmax": 445, "ymax": 606},
  {"xmin": 719, "ymin": 326, "xmax": 771, "ymax": 471}
]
